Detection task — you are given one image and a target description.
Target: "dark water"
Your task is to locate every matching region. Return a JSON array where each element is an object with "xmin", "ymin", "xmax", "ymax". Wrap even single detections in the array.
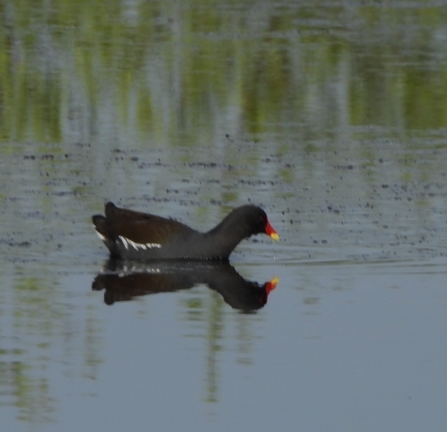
[{"xmin": 2, "ymin": 1, "xmax": 447, "ymax": 431}]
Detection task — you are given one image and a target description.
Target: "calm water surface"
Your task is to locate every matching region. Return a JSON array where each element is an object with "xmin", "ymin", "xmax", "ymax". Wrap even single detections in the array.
[{"xmin": 1, "ymin": 1, "xmax": 447, "ymax": 431}]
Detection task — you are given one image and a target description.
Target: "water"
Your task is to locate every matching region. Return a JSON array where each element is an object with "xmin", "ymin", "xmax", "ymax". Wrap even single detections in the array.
[{"xmin": 1, "ymin": 1, "xmax": 447, "ymax": 431}]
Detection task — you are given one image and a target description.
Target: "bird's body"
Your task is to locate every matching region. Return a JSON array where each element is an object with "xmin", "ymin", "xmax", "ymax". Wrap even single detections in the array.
[{"xmin": 92, "ymin": 202, "xmax": 278, "ymax": 261}]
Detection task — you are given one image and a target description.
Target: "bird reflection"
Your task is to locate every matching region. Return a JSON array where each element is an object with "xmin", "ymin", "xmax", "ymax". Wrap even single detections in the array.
[{"xmin": 92, "ymin": 259, "xmax": 278, "ymax": 312}]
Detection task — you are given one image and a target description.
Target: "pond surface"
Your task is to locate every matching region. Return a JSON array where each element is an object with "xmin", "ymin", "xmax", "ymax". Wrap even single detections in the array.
[{"xmin": 1, "ymin": 1, "xmax": 447, "ymax": 431}]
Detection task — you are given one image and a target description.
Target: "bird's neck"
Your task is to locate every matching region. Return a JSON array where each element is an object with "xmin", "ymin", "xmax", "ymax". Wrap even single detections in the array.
[{"xmin": 205, "ymin": 215, "xmax": 247, "ymax": 257}]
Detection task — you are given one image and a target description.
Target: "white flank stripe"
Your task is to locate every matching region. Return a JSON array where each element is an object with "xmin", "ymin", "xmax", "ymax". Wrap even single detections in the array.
[
  {"xmin": 96, "ymin": 231, "xmax": 106, "ymax": 241},
  {"xmin": 118, "ymin": 236, "xmax": 129, "ymax": 250},
  {"xmin": 146, "ymin": 243, "xmax": 162, "ymax": 249},
  {"xmin": 118, "ymin": 236, "xmax": 161, "ymax": 250}
]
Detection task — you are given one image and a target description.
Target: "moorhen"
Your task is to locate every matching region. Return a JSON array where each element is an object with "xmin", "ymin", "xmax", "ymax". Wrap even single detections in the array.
[{"xmin": 92, "ymin": 202, "xmax": 279, "ymax": 261}]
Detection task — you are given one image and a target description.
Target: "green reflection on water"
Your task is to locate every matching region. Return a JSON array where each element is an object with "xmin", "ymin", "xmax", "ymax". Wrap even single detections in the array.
[
  {"xmin": 0, "ymin": 1, "xmax": 446, "ymax": 144},
  {"xmin": 204, "ymin": 291, "xmax": 224, "ymax": 404},
  {"xmin": 0, "ymin": 267, "xmax": 101, "ymax": 424}
]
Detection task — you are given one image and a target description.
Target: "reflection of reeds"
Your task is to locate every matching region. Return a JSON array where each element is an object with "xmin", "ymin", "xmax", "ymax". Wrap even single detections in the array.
[
  {"xmin": 205, "ymin": 291, "xmax": 223, "ymax": 404},
  {"xmin": 1, "ymin": 2, "xmax": 446, "ymax": 143}
]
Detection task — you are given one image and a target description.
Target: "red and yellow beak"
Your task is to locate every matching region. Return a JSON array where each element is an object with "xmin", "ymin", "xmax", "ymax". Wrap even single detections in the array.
[
  {"xmin": 265, "ymin": 220, "xmax": 279, "ymax": 241},
  {"xmin": 265, "ymin": 276, "xmax": 279, "ymax": 294}
]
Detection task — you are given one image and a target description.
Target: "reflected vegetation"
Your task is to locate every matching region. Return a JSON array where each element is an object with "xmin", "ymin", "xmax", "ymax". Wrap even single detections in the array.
[
  {"xmin": 0, "ymin": 269, "xmax": 101, "ymax": 424},
  {"xmin": 92, "ymin": 259, "xmax": 278, "ymax": 312},
  {"xmin": 1, "ymin": 1, "xmax": 447, "ymax": 144}
]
